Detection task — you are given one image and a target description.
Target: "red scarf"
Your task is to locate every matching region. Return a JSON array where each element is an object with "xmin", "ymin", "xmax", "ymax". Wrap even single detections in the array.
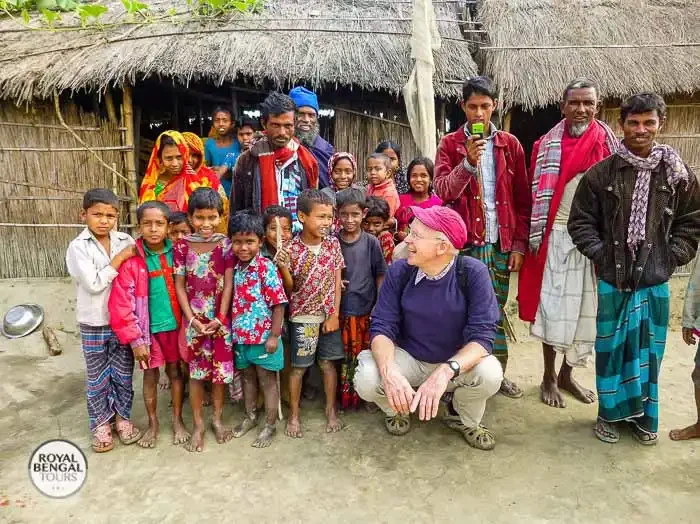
[
  {"xmin": 259, "ymin": 138, "xmax": 319, "ymax": 210},
  {"xmin": 518, "ymin": 121, "xmax": 612, "ymax": 321}
]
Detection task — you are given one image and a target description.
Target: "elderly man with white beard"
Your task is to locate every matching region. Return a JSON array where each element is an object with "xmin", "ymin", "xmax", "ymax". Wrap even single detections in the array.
[
  {"xmin": 518, "ymin": 78, "xmax": 619, "ymax": 408},
  {"xmin": 289, "ymin": 87, "xmax": 335, "ymax": 190}
]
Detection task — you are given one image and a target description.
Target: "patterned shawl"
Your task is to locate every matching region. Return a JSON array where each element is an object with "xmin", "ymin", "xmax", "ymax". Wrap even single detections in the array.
[
  {"xmin": 139, "ymin": 130, "xmax": 229, "ymax": 233},
  {"xmin": 618, "ymin": 142, "xmax": 689, "ymax": 259},
  {"xmin": 529, "ymin": 119, "xmax": 619, "ymax": 251}
]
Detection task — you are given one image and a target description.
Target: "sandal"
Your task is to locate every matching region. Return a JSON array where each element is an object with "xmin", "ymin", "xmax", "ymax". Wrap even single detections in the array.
[
  {"xmin": 630, "ymin": 423, "xmax": 658, "ymax": 446},
  {"xmin": 594, "ymin": 418, "xmax": 619, "ymax": 443},
  {"xmin": 115, "ymin": 419, "xmax": 142, "ymax": 445},
  {"xmin": 92, "ymin": 424, "xmax": 114, "ymax": 453},
  {"xmin": 384, "ymin": 414, "xmax": 411, "ymax": 436},
  {"xmin": 499, "ymin": 377, "xmax": 523, "ymax": 399},
  {"xmin": 442, "ymin": 415, "xmax": 496, "ymax": 450}
]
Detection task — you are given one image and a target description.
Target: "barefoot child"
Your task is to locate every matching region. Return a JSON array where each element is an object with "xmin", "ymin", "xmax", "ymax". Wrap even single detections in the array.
[
  {"xmin": 174, "ymin": 187, "xmax": 236, "ymax": 452},
  {"xmin": 286, "ymin": 189, "xmax": 345, "ymax": 437},
  {"xmin": 205, "ymin": 106, "xmax": 240, "ymax": 197},
  {"xmin": 108, "ymin": 201, "xmax": 190, "ymax": 449},
  {"xmin": 66, "ymin": 188, "xmax": 141, "ymax": 453},
  {"xmin": 395, "ymin": 157, "xmax": 443, "ymax": 242},
  {"xmin": 228, "ymin": 212, "xmax": 288, "ymax": 447},
  {"xmin": 261, "ymin": 205, "xmax": 294, "ymax": 293},
  {"xmin": 336, "ymin": 188, "xmax": 387, "ymax": 409},
  {"xmin": 366, "ymin": 153, "xmax": 400, "ymax": 220},
  {"xmin": 670, "ymin": 259, "xmax": 700, "ymax": 442},
  {"xmin": 375, "ymin": 140, "xmax": 408, "ymax": 194},
  {"xmin": 364, "ymin": 196, "xmax": 395, "ymax": 265}
]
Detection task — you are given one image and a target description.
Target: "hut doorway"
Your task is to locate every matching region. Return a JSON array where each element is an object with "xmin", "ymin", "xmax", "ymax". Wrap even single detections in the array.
[{"xmin": 509, "ymin": 105, "xmax": 561, "ymax": 160}]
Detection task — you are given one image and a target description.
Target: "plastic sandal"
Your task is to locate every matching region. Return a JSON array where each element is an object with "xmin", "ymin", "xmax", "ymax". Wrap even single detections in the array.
[
  {"xmin": 594, "ymin": 418, "xmax": 620, "ymax": 443},
  {"xmin": 630, "ymin": 423, "xmax": 658, "ymax": 446},
  {"xmin": 115, "ymin": 419, "xmax": 142, "ymax": 445},
  {"xmin": 384, "ymin": 415, "xmax": 411, "ymax": 436},
  {"xmin": 442, "ymin": 415, "xmax": 496, "ymax": 450},
  {"xmin": 92, "ymin": 424, "xmax": 114, "ymax": 453}
]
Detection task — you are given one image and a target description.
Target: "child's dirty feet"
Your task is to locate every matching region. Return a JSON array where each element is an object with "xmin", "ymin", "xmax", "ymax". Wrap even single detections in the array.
[{"xmin": 252, "ymin": 424, "xmax": 276, "ymax": 448}]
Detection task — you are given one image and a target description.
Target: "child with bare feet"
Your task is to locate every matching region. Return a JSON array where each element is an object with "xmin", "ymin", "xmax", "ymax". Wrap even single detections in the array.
[
  {"xmin": 670, "ymin": 259, "xmax": 700, "ymax": 442},
  {"xmin": 108, "ymin": 201, "xmax": 190, "ymax": 449},
  {"xmin": 173, "ymin": 188, "xmax": 236, "ymax": 452},
  {"xmin": 66, "ymin": 188, "xmax": 141, "ymax": 453},
  {"xmin": 286, "ymin": 190, "xmax": 346, "ymax": 437},
  {"xmin": 158, "ymin": 211, "xmax": 193, "ymax": 392},
  {"xmin": 228, "ymin": 212, "xmax": 288, "ymax": 447},
  {"xmin": 336, "ymin": 189, "xmax": 387, "ymax": 410},
  {"xmin": 260, "ymin": 206, "xmax": 294, "ymax": 293}
]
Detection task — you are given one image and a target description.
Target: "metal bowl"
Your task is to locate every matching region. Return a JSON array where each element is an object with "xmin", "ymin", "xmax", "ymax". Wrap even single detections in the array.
[{"xmin": 1, "ymin": 304, "xmax": 44, "ymax": 339}]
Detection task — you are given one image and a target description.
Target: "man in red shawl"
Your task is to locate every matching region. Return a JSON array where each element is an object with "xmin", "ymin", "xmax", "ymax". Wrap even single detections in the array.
[
  {"xmin": 518, "ymin": 78, "xmax": 618, "ymax": 408},
  {"xmin": 231, "ymin": 92, "xmax": 319, "ymax": 233}
]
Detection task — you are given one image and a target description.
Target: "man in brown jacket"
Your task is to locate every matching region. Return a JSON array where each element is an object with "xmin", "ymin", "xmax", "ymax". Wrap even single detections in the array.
[{"xmin": 569, "ymin": 92, "xmax": 700, "ymax": 445}]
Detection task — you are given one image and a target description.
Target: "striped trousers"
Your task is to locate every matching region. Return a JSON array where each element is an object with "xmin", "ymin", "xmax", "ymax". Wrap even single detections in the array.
[
  {"xmin": 463, "ymin": 243, "xmax": 510, "ymax": 372},
  {"xmin": 79, "ymin": 324, "xmax": 135, "ymax": 431}
]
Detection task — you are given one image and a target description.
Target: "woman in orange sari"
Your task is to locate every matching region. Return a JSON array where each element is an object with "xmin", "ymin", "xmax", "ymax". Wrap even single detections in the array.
[{"xmin": 139, "ymin": 130, "xmax": 228, "ymax": 232}]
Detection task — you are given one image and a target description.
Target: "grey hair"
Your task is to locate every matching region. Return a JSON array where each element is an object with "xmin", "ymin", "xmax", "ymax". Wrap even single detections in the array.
[{"xmin": 562, "ymin": 78, "xmax": 600, "ymax": 102}]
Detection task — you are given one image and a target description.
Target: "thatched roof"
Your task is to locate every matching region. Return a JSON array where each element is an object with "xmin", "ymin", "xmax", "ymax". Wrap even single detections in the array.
[
  {"xmin": 0, "ymin": 0, "xmax": 477, "ymax": 102},
  {"xmin": 478, "ymin": 0, "xmax": 700, "ymax": 110}
]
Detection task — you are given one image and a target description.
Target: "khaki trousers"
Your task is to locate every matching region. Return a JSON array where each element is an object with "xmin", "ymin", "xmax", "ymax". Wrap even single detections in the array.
[{"xmin": 354, "ymin": 348, "xmax": 503, "ymax": 428}]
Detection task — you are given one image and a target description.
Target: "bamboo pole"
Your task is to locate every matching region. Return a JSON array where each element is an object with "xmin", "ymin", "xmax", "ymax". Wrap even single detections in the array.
[
  {"xmin": 0, "ymin": 196, "xmax": 130, "ymax": 201},
  {"xmin": 503, "ymin": 111, "xmax": 513, "ymax": 133},
  {"xmin": 53, "ymin": 92, "xmax": 133, "ymax": 189},
  {"xmin": 334, "ymin": 107, "xmax": 411, "ymax": 128},
  {"xmin": 104, "ymin": 90, "xmax": 118, "ymax": 124},
  {"xmin": 0, "ymin": 223, "xmax": 137, "ymax": 228},
  {"xmin": 122, "ymin": 85, "xmax": 138, "ymax": 227},
  {"xmin": 0, "ymin": 121, "xmax": 125, "ymax": 131},
  {"xmin": 0, "ymin": 145, "xmax": 133, "ymax": 152}
]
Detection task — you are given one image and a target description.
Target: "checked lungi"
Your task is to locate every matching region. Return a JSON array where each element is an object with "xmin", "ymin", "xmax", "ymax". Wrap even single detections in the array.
[
  {"xmin": 80, "ymin": 324, "xmax": 135, "ymax": 431},
  {"xmin": 595, "ymin": 281, "xmax": 670, "ymax": 433},
  {"xmin": 463, "ymin": 243, "xmax": 510, "ymax": 372}
]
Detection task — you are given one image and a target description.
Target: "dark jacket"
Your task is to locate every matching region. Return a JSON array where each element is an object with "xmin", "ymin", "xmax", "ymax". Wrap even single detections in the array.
[
  {"xmin": 434, "ymin": 126, "xmax": 531, "ymax": 253},
  {"xmin": 230, "ymin": 139, "xmax": 315, "ymax": 215},
  {"xmin": 310, "ymin": 135, "xmax": 334, "ymax": 190},
  {"xmin": 568, "ymin": 153, "xmax": 700, "ymax": 290}
]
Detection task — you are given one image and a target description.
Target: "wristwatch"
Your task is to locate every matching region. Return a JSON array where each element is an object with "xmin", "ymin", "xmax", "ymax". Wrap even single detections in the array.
[{"xmin": 446, "ymin": 360, "xmax": 460, "ymax": 379}]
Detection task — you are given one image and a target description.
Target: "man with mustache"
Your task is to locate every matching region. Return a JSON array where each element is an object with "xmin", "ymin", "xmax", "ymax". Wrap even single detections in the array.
[
  {"xmin": 231, "ymin": 92, "xmax": 319, "ymax": 233},
  {"xmin": 569, "ymin": 92, "xmax": 700, "ymax": 445},
  {"xmin": 434, "ymin": 76, "xmax": 531, "ymax": 400},
  {"xmin": 289, "ymin": 87, "xmax": 335, "ymax": 190},
  {"xmin": 519, "ymin": 79, "xmax": 619, "ymax": 409}
]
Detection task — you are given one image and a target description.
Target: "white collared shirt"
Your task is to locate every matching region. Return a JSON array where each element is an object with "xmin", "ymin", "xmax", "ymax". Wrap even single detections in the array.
[
  {"xmin": 415, "ymin": 257, "xmax": 456, "ymax": 285},
  {"xmin": 65, "ymin": 227, "xmax": 134, "ymax": 326}
]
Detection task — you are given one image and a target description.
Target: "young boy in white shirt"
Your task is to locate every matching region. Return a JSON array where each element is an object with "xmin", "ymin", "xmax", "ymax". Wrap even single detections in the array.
[{"xmin": 66, "ymin": 188, "xmax": 142, "ymax": 453}]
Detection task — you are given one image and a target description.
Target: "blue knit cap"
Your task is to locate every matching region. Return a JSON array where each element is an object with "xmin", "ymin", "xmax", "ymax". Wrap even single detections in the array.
[{"xmin": 288, "ymin": 86, "xmax": 319, "ymax": 114}]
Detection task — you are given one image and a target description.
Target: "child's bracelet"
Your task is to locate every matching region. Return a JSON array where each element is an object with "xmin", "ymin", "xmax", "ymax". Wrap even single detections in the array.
[
  {"xmin": 215, "ymin": 313, "xmax": 227, "ymax": 326},
  {"xmin": 188, "ymin": 316, "xmax": 196, "ymax": 330}
]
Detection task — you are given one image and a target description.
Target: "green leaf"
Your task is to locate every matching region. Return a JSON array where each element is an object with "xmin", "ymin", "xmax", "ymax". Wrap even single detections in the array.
[
  {"xmin": 79, "ymin": 4, "xmax": 107, "ymax": 18},
  {"xmin": 56, "ymin": 0, "xmax": 77, "ymax": 11},
  {"xmin": 166, "ymin": 6, "xmax": 176, "ymax": 16},
  {"xmin": 36, "ymin": 0, "xmax": 58, "ymax": 10},
  {"xmin": 40, "ymin": 8, "xmax": 60, "ymax": 28},
  {"xmin": 21, "ymin": 7, "xmax": 29, "ymax": 24}
]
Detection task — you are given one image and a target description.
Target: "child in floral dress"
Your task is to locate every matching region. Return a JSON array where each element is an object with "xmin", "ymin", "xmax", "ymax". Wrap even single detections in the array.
[{"xmin": 174, "ymin": 187, "xmax": 237, "ymax": 452}]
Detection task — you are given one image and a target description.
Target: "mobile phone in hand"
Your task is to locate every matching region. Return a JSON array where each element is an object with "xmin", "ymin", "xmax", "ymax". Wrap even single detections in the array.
[{"xmin": 471, "ymin": 122, "xmax": 485, "ymax": 140}]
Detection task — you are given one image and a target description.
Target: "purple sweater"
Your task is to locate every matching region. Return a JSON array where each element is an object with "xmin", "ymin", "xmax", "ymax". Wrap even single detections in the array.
[{"xmin": 370, "ymin": 258, "xmax": 499, "ymax": 363}]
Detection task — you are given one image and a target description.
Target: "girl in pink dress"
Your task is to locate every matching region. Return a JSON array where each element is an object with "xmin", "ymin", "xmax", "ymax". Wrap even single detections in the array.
[
  {"xmin": 395, "ymin": 157, "xmax": 443, "ymax": 242},
  {"xmin": 174, "ymin": 187, "xmax": 237, "ymax": 452}
]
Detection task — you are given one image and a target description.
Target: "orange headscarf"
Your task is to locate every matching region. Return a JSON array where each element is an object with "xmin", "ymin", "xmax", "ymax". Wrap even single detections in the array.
[{"xmin": 139, "ymin": 130, "xmax": 229, "ymax": 232}]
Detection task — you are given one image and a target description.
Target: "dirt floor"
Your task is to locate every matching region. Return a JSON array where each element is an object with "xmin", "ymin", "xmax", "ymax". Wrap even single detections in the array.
[{"xmin": 1, "ymin": 278, "xmax": 699, "ymax": 523}]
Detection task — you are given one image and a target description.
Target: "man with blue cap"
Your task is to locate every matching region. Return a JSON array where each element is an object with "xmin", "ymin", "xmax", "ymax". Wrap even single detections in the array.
[{"xmin": 289, "ymin": 87, "xmax": 335, "ymax": 189}]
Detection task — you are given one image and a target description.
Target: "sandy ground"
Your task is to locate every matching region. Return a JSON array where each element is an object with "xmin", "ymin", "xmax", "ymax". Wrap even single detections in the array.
[{"xmin": 1, "ymin": 278, "xmax": 699, "ymax": 523}]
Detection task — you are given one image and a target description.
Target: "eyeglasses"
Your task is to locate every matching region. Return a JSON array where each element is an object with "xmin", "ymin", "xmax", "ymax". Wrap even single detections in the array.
[{"xmin": 405, "ymin": 227, "xmax": 446, "ymax": 243}]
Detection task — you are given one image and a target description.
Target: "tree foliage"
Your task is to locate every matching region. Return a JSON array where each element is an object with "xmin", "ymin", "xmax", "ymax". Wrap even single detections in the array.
[{"xmin": 0, "ymin": 0, "xmax": 263, "ymax": 29}]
